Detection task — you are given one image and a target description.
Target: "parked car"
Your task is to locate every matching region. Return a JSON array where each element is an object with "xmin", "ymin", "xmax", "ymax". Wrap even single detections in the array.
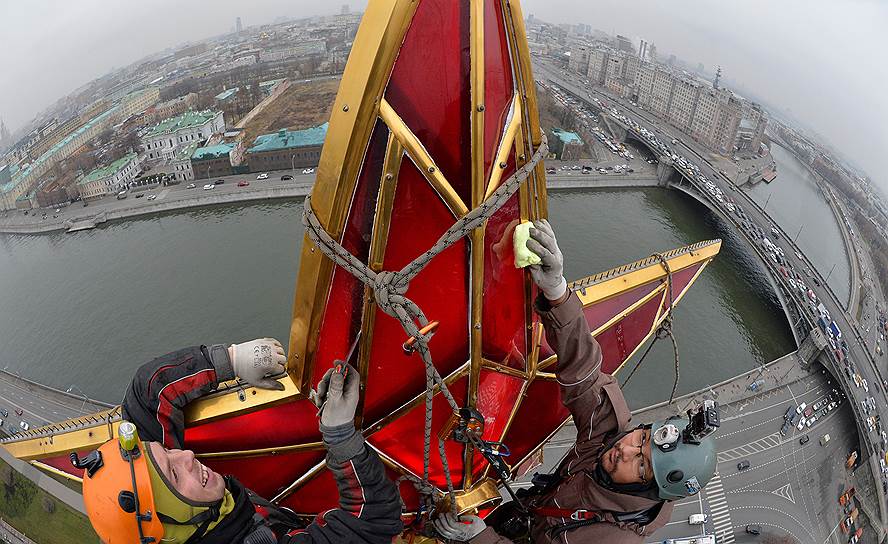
[
  {"xmin": 19, "ymin": 421, "xmax": 29, "ymax": 431},
  {"xmin": 14, "ymin": 408, "xmax": 22, "ymax": 416},
  {"xmin": 0, "ymin": 409, "xmax": 7, "ymax": 418}
]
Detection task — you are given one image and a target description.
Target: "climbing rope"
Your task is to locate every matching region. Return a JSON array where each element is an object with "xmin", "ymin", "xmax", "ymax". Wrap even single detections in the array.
[
  {"xmin": 302, "ymin": 136, "xmax": 548, "ymax": 513},
  {"xmin": 619, "ymin": 253, "xmax": 682, "ymax": 404}
]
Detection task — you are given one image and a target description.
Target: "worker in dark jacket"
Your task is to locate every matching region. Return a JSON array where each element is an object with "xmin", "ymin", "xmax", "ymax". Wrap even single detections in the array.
[
  {"xmin": 75, "ymin": 338, "xmax": 403, "ymax": 544},
  {"xmin": 434, "ymin": 220, "xmax": 718, "ymax": 544}
]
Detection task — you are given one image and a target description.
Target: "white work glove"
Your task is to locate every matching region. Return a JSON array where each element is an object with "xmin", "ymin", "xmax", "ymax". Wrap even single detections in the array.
[
  {"xmin": 316, "ymin": 362, "xmax": 360, "ymax": 427},
  {"xmin": 526, "ymin": 219, "xmax": 567, "ymax": 301},
  {"xmin": 228, "ymin": 338, "xmax": 287, "ymax": 390},
  {"xmin": 433, "ymin": 513, "xmax": 487, "ymax": 542}
]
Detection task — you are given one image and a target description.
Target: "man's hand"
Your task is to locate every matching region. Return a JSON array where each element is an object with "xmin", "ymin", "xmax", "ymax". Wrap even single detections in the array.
[
  {"xmin": 433, "ymin": 513, "xmax": 487, "ymax": 542},
  {"xmin": 228, "ymin": 338, "xmax": 286, "ymax": 390},
  {"xmin": 316, "ymin": 362, "xmax": 360, "ymax": 427},
  {"xmin": 527, "ymin": 219, "xmax": 567, "ymax": 301}
]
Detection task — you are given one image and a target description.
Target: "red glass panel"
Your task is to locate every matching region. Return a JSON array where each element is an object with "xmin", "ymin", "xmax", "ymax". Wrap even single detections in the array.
[
  {"xmin": 595, "ymin": 295, "xmax": 664, "ymax": 375},
  {"xmin": 186, "ymin": 398, "xmax": 321, "ymax": 452},
  {"xmin": 367, "ymin": 376, "xmax": 469, "ymax": 489},
  {"xmin": 280, "ymin": 468, "xmax": 340, "ymax": 514},
  {"xmin": 313, "ymin": 121, "xmax": 388, "ymax": 385},
  {"xmin": 504, "ymin": 379, "xmax": 569, "ymax": 465},
  {"xmin": 42, "ymin": 453, "xmax": 88, "ymax": 478},
  {"xmin": 204, "ymin": 450, "xmax": 325, "ymax": 500},
  {"xmin": 470, "ymin": 369, "xmax": 525, "ymax": 480},
  {"xmin": 360, "ymin": 160, "xmax": 470, "ymax": 424},
  {"xmin": 582, "ymin": 281, "xmax": 661, "ymax": 333},
  {"xmin": 386, "ymin": 0, "xmax": 471, "ymax": 203},
  {"xmin": 660, "ymin": 264, "xmax": 703, "ymax": 312},
  {"xmin": 482, "ymin": 192, "xmax": 527, "ymax": 367},
  {"xmin": 482, "ymin": 0, "xmax": 515, "ymax": 182}
]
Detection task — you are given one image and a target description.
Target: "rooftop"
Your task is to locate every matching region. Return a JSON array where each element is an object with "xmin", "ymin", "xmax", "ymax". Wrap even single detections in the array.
[
  {"xmin": 175, "ymin": 142, "xmax": 201, "ymax": 162},
  {"xmin": 247, "ymin": 123, "xmax": 328, "ymax": 154},
  {"xmin": 3, "ymin": 106, "xmax": 120, "ymax": 194},
  {"xmin": 143, "ymin": 110, "xmax": 221, "ymax": 138},
  {"xmin": 552, "ymin": 128, "xmax": 583, "ymax": 145},
  {"xmin": 215, "ymin": 88, "xmax": 240, "ymax": 101},
  {"xmin": 78, "ymin": 153, "xmax": 138, "ymax": 186},
  {"xmin": 191, "ymin": 143, "xmax": 235, "ymax": 161}
]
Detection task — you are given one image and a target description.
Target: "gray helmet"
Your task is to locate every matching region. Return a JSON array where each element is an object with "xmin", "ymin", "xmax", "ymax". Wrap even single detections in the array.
[{"xmin": 649, "ymin": 402, "xmax": 720, "ymax": 500}]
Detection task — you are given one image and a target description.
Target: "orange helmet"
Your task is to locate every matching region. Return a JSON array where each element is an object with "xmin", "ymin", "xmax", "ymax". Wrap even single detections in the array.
[{"xmin": 76, "ymin": 421, "xmax": 164, "ymax": 544}]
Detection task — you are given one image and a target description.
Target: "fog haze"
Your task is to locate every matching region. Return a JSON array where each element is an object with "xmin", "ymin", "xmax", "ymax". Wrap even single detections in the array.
[{"xmin": 2, "ymin": 1, "xmax": 884, "ymax": 188}]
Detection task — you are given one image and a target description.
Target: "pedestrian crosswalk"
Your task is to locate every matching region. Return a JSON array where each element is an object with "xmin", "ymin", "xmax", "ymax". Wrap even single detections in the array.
[
  {"xmin": 704, "ymin": 472, "xmax": 734, "ymax": 543},
  {"xmin": 717, "ymin": 432, "xmax": 782, "ymax": 463}
]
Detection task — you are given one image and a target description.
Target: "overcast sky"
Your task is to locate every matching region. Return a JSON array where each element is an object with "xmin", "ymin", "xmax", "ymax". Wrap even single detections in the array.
[{"xmin": 2, "ymin": 1, "xmax": 884, "ymax": 187}]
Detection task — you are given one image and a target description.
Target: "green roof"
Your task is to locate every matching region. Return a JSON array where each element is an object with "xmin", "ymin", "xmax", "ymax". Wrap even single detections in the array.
[
  {"xmin": 191, "ymin": 143, "xmax": 235, "ymax": 161},
  {"xmin": 552, "ymin": 128, "xmax": 582, "ymax": 145},
  {"xmin": 215, "ymin": 88, "xmax": 239, "ymax": 101},
  {"xmin": 247, "ymin": 123, "xmax": 328, "ymax": 154},
  {"xmin": 144, "ymin": 110, "xmax": 220, "ymax": 138},
  {"xmin": 259, "ymin": 79, "xmax": 285, "ymax": 90},
  {"xmin": 78, "ymin": 153, "xmax": 138, "ymax": 186},
  {"xmin": 175, "ymin": 142, "xmax": 201, "ymax": 161},
  {"xmin": 3, "ymin": 106, "xmax": 120, "ymax": 194}
]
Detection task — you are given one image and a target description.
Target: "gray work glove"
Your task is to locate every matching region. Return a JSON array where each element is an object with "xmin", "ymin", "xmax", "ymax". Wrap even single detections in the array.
[
  {"xmin": 526, "ymin": 219, "xmax": 567, "ymax": 301},
  {"xmin": 316, "ymin": 362, "xmax": 360, "ymax": 427},
  {"xmin": 433, "ymin": 513, "xmax": 487, "ymax": 542},
  {"xmin": 227, "ymin": 338, "xmax": 287, "ymax": 390}
]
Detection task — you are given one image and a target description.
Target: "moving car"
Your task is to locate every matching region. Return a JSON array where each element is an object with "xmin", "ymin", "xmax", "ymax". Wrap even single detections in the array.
[
  {"xmin": 281, "ymin": 175, "xmax": 294, "ymax": 180},
  {"xmin": 237, "ymin": 181, "xmax": 250, "ymax": 187},
  {"xmin": 799, "ymin": 435, "xmax": 810, "ymax": 445},
  {"xmin": 256, "ymin": 173, "xmax": 269, "ymax": 180},
  {"xmin": 203, "ymin": 184, "xmax": 215, "ymax": 190},
  {"xmin": 688, "ymin": 513, "xmax": 707, "ymax": 525},
  {"xmin": 820, "ymin": 434, "xmax": 830, "ymax": 446},
  {"xmin": 215, "ymin": 179, "xmax": 225, "ymax": 184},
  {"xmin": 186, "ymin": 183, "xmax": 196, "ymax": 189},
  {"xmin": 135, "ymin": 193, "xmax": 144, "ymax": 199},
  {"xmin": 146, "ymin": 194, "xmax": 157, "ymax": 200},
  {"xmin": 746, "ymin": 525, "xmax": 761, "ymax": 535},
  {"xmin": 737, "ymin": 460, "xmax": 750, "ymax": 471}
]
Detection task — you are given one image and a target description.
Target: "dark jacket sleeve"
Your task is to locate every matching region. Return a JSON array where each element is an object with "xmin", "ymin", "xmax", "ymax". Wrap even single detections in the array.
[
  {"xmin": 536, "ymin": 292, "xmax": 624, "ymax": 448},
  {"xmin": 121, "ymin": 344, "xmax": 234, "ymax": 449},
  {"xmin": 279, "ymin": 428, "xmax": 404, "ymax": 543}
]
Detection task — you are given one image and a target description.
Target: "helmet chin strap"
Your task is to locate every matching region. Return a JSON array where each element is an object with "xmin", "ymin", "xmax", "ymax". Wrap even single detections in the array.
[{"xmin": 593, "ymin": 425, "xmax": 658, "ymax": 499}]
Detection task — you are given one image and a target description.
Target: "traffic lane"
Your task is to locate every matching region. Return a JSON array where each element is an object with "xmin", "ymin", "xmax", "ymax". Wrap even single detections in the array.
[
  {"xmin": 0, "ymin": 170, "xmax": 316, "ymax": 227},
  {"xmin": 0, "ymin": 382, "xmax": 85, "ymax": 424},
  {"xmin": 723, "ymin": 403, "xmax": 855, "ymax": 543}
]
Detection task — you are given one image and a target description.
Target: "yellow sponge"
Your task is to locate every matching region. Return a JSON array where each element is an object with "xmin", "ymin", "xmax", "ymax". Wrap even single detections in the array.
[{"xmin": 513, "ymin": 222, "xmax": 542, "ymax": 268}]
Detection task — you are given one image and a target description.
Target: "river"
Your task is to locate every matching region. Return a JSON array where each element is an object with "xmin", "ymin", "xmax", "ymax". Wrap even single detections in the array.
[{"xmin": 0, "ymin": 188, "xmax": 795, "ymax": 407}]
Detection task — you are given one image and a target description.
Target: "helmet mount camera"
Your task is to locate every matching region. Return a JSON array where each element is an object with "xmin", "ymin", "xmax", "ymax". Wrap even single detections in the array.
[{"xmin": 682, "ymin": 400, "xmax": 720, "ymax": 445}]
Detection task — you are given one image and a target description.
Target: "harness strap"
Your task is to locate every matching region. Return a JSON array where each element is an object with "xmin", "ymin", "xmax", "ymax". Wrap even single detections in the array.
[{"xmin": 533, "ymin": 506, "xmax": 604, "ymax": 522}]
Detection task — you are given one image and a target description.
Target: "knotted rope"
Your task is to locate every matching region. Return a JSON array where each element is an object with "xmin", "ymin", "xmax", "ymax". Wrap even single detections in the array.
[{"xmin": 302, "ymin": 136, "xmax": 548, "ymax": 513}]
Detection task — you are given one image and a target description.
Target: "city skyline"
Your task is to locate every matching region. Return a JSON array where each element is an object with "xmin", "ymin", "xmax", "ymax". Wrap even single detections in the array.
[{"xmin": 1, "ymin": 1, "xmax": 884, "ymax": 191}]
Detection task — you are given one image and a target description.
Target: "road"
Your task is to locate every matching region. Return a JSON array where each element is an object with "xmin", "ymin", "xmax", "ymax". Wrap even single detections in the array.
[
  {"xmin": 0, "ymin": 168, "xmax": 316, "ymax": 232},
  {"xmin": 0, "ymin": 370, "xmax": 110, "ymax": 437},
  {"xmin": 535, "ymin": 59, "xmax": 888, "ymax": 538},
  {"xmin": 647, "ymin": 368, "xmax": 860, "ymax": 544}
]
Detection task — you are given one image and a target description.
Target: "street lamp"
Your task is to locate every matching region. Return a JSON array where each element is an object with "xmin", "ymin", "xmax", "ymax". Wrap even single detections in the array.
[{"xmin": 66, "ymin": 385, "xmax": 88, "ymax": 414}]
